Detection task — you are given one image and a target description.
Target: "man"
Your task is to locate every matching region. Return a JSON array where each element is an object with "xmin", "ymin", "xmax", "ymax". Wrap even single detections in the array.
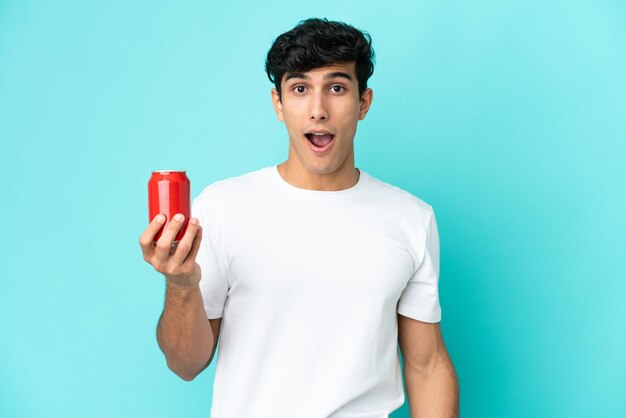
[{"xmin": 140, "ymin": 17, "xmax": 459, "ymax": 418}]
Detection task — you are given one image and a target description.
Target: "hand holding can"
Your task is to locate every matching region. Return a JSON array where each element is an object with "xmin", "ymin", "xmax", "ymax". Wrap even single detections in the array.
[
  {"xmin": 141, "ymin": 170, "xmax": 203, "ymax": 288},
  {"xmin": 139, "ymin": 212, "xmax": 203, "ymax": 287}
]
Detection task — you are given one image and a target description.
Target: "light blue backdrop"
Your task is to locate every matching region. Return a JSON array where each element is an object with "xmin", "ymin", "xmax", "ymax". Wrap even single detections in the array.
[{"xmin": 1, "ymin": 1, "xmax": 624, "ymax": 417}]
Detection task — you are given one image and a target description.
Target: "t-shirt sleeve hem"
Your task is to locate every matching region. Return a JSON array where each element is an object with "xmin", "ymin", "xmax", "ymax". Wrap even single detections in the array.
[
  {"xmin": 204, "ymin": 307, "xmax": 224, "ymax": 320},
  {"xmin": 397, "ymin": 303, "xmax": 441, "ymax": 323}
]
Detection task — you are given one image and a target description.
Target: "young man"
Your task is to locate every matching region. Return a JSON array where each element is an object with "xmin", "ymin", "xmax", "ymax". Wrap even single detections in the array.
[{"xmin": 140, "ymin": 17, "xmax": 459, "ymax": 418}]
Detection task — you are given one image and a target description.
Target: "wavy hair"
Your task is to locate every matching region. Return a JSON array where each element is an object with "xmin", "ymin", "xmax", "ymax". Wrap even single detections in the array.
[{"xmin": 265, "ymin": 18, "xmax": 375, "ymax": 102}]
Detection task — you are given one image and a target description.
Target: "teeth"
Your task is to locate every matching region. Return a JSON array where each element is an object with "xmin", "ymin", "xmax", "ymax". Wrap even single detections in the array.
[{"xmin": 312, "ymin": 132, "xmax": 327, "ymax": 135}]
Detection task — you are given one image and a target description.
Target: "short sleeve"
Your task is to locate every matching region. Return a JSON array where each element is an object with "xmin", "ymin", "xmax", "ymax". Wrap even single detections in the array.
[
  {"xmin": 397, "ymin": 210, "xmax": 442, "ymax": 323},
  {"xmin": 192, "ymin": 196, "xmax": 229, "ymax": 319}
]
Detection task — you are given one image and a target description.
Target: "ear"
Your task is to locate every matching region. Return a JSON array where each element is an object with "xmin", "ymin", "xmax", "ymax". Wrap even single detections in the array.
[
  {"xmin": 358, "ymin": 88, "xmax": 373, "ymax": 120},
  {"xmin": 271, "ymin": 88, "xmax": 284, "ymax": 122}
]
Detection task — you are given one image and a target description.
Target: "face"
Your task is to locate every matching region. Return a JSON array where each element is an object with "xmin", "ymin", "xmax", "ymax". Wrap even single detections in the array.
[{"xmin": 271, "ymin": 61, "xmax": 373, "ymax": 181}]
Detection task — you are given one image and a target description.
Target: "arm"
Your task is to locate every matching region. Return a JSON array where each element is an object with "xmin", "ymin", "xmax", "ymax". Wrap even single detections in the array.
[
  {"xmin": 398, "ymin": 313, "xmax": 460, "ymax": 417},
  {"xmin": 156, "ymin": 282, "xmax": 221, "ymax": 381},
  {"xmin": 140, "ymin": 213, "xmax": 221, "ymax": 381}
]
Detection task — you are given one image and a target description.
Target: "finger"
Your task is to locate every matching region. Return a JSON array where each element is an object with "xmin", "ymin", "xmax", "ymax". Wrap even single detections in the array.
[
  {"xmin": 139, "ymin": 214, "xmax": 166, "ymax": 260},
  {"xmin": 182, "ymin": 224, "xmax": 203, "ymax": 267},
  {"xmin": 154, "ymin": 213, "xmax": 186, "ymax": 260},
  {"xmin": 171, "ymin": 218, "xmax": 200, "ymax": 265}
]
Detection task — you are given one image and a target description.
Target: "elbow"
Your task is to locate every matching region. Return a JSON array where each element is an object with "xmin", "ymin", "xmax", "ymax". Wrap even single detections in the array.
[
  {"xmin": 170, "ymin": 365, "xmax": 200, "ymax": 382},
  {"xmin": 405, "ymin": 350, "xmax": 454, "ymax": 379},
  {"xmin": 158, "ymin": 340, "xmax": 216, "ymax": 382},
  {"xmin": 177, "ymin": 370, "xmax": 199, "ymax": 382},
  {"xmin": 166, "ymin": 360, "xmax": 202, "ymax": 382},
  {"xmin": 166, "ymin": 351, "xmax": 216, "ymax": 381},
  {"xmin": 404, "ymin": 360, "xmax": 437, "ymax": 379}
]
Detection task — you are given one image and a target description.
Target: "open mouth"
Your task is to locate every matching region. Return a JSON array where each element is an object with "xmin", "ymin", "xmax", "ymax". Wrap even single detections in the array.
[{"xmin": 305, "ymin": 133, "xmax": 335, "ymax": 152}]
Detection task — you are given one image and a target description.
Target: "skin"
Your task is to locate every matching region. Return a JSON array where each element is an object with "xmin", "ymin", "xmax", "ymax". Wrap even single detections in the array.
[
  {"xmin": 140, "ymin": 61, "xmax": 459, "ymax": 417},
  {"xmin": 398, "ymin": 315, "xmax": 460, "ymax": 417},
  {"xmin": 139, "ymin": 213, "xmax": 220, "ymax": 381},
  {"xmin": 271, "ymin": 61, "xmax": 373, "ymax": 191}
]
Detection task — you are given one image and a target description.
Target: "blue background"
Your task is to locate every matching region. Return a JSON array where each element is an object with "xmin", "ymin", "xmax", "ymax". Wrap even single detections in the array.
[{"xmin": 1, "ymin": 1, "xmax": 625, "ymax": 417}]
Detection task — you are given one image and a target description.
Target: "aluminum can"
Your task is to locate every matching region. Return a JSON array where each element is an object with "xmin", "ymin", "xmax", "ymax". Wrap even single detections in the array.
[{"xmin": 148, "ymin": 170, "xmax": 190, "ymax": 243}]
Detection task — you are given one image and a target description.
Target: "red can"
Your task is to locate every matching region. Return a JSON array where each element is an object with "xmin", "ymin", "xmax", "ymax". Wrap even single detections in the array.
[{"xmin": 148, "ymin": 170, "xmax": 191, "ymax": 243}]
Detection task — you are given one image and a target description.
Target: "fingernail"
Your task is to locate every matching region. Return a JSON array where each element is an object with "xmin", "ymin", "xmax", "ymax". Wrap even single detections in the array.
[
  {"xmin": 174, "ymin": 214, "xmax": 184, "ymax": 222},
  {"xmin": 155, "ymin": 214, "xmax": 165, "ymax": 223},
  {"xmin": 190, "ymin": 218, "xmax": 198, "ymax": 225}
]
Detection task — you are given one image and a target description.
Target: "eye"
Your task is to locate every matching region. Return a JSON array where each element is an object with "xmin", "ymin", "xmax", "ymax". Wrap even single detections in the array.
[
  {"xmin": 293, "ymin": 85, "xmax": 307, "ymax": 94},
  {"xmin": 331, "ymin": 85, "xmax": 345, "ymax": 93}
]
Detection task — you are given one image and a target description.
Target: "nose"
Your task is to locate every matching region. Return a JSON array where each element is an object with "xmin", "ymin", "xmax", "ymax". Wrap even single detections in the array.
[{"xmin": 310, "ymin": 92, "xmax": 328, "ymax": 121}]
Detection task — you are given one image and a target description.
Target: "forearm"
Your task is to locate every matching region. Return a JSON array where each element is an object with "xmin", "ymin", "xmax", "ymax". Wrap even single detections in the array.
[
  {"xmin": 156, "ymin": 281, "xmax": 214, "ymax": 380},
  {"xmin": 404, "ymin": 352, "xmax": 460, "ymax": 418}
]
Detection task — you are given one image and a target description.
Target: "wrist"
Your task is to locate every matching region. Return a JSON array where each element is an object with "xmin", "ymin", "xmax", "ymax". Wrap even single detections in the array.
[{"xmin": 165, "ymin": 277, "xmax": 200, "ymax": 294}]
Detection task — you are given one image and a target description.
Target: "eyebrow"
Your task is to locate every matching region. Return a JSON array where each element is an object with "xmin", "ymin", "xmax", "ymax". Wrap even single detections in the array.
[{"xmin": 284, "ymin": 71, "xmax": 354, "ymax": 83}]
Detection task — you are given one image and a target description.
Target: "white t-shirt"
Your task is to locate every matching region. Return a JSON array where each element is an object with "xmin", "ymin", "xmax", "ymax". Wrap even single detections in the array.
[{"xmin": 192, "ymin": 165, "xmax": 442, "ymax": 418}]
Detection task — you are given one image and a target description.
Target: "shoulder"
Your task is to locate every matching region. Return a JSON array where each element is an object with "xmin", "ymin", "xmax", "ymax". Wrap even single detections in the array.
[
  {"xmin": 363, "ymin": 171, "xmax": 435, "ymax": 223},
  {"xmin": 195, "ymin": 166, "xmax": 270, "ymax": 200},
  {"xmin": 192, "ymin": 166, "xmax": 271, "ymax": 215}
]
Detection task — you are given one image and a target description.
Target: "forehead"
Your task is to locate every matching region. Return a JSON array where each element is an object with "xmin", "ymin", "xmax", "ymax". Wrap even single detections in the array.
[{"xmin": 282, "ymin": 62, "xmax": 356, "ymax": 84}]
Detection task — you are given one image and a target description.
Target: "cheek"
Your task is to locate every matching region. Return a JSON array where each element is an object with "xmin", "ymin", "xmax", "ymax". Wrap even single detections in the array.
[
  {"xmin": 336, "ymin": 109, "xmax": 360, "ymax": 132},
  {"xmin": 282, "ymin": 99, "xmax": 307, "ymax": 116},
  {"xmin": 335, "ymin": 100, "xmax": 361, "ymax": 118}
]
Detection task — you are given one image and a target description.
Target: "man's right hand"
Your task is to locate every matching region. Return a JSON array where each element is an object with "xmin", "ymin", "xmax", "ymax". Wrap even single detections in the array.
[{"xmin": 139, "ymin": 213, "xmax": 203, "ymax": 288}]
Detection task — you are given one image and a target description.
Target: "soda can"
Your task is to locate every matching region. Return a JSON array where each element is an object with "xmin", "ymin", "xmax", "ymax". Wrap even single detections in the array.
[{"xmin": 148, "ymin": 170, "xmax": 191, "ymax": 243}]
